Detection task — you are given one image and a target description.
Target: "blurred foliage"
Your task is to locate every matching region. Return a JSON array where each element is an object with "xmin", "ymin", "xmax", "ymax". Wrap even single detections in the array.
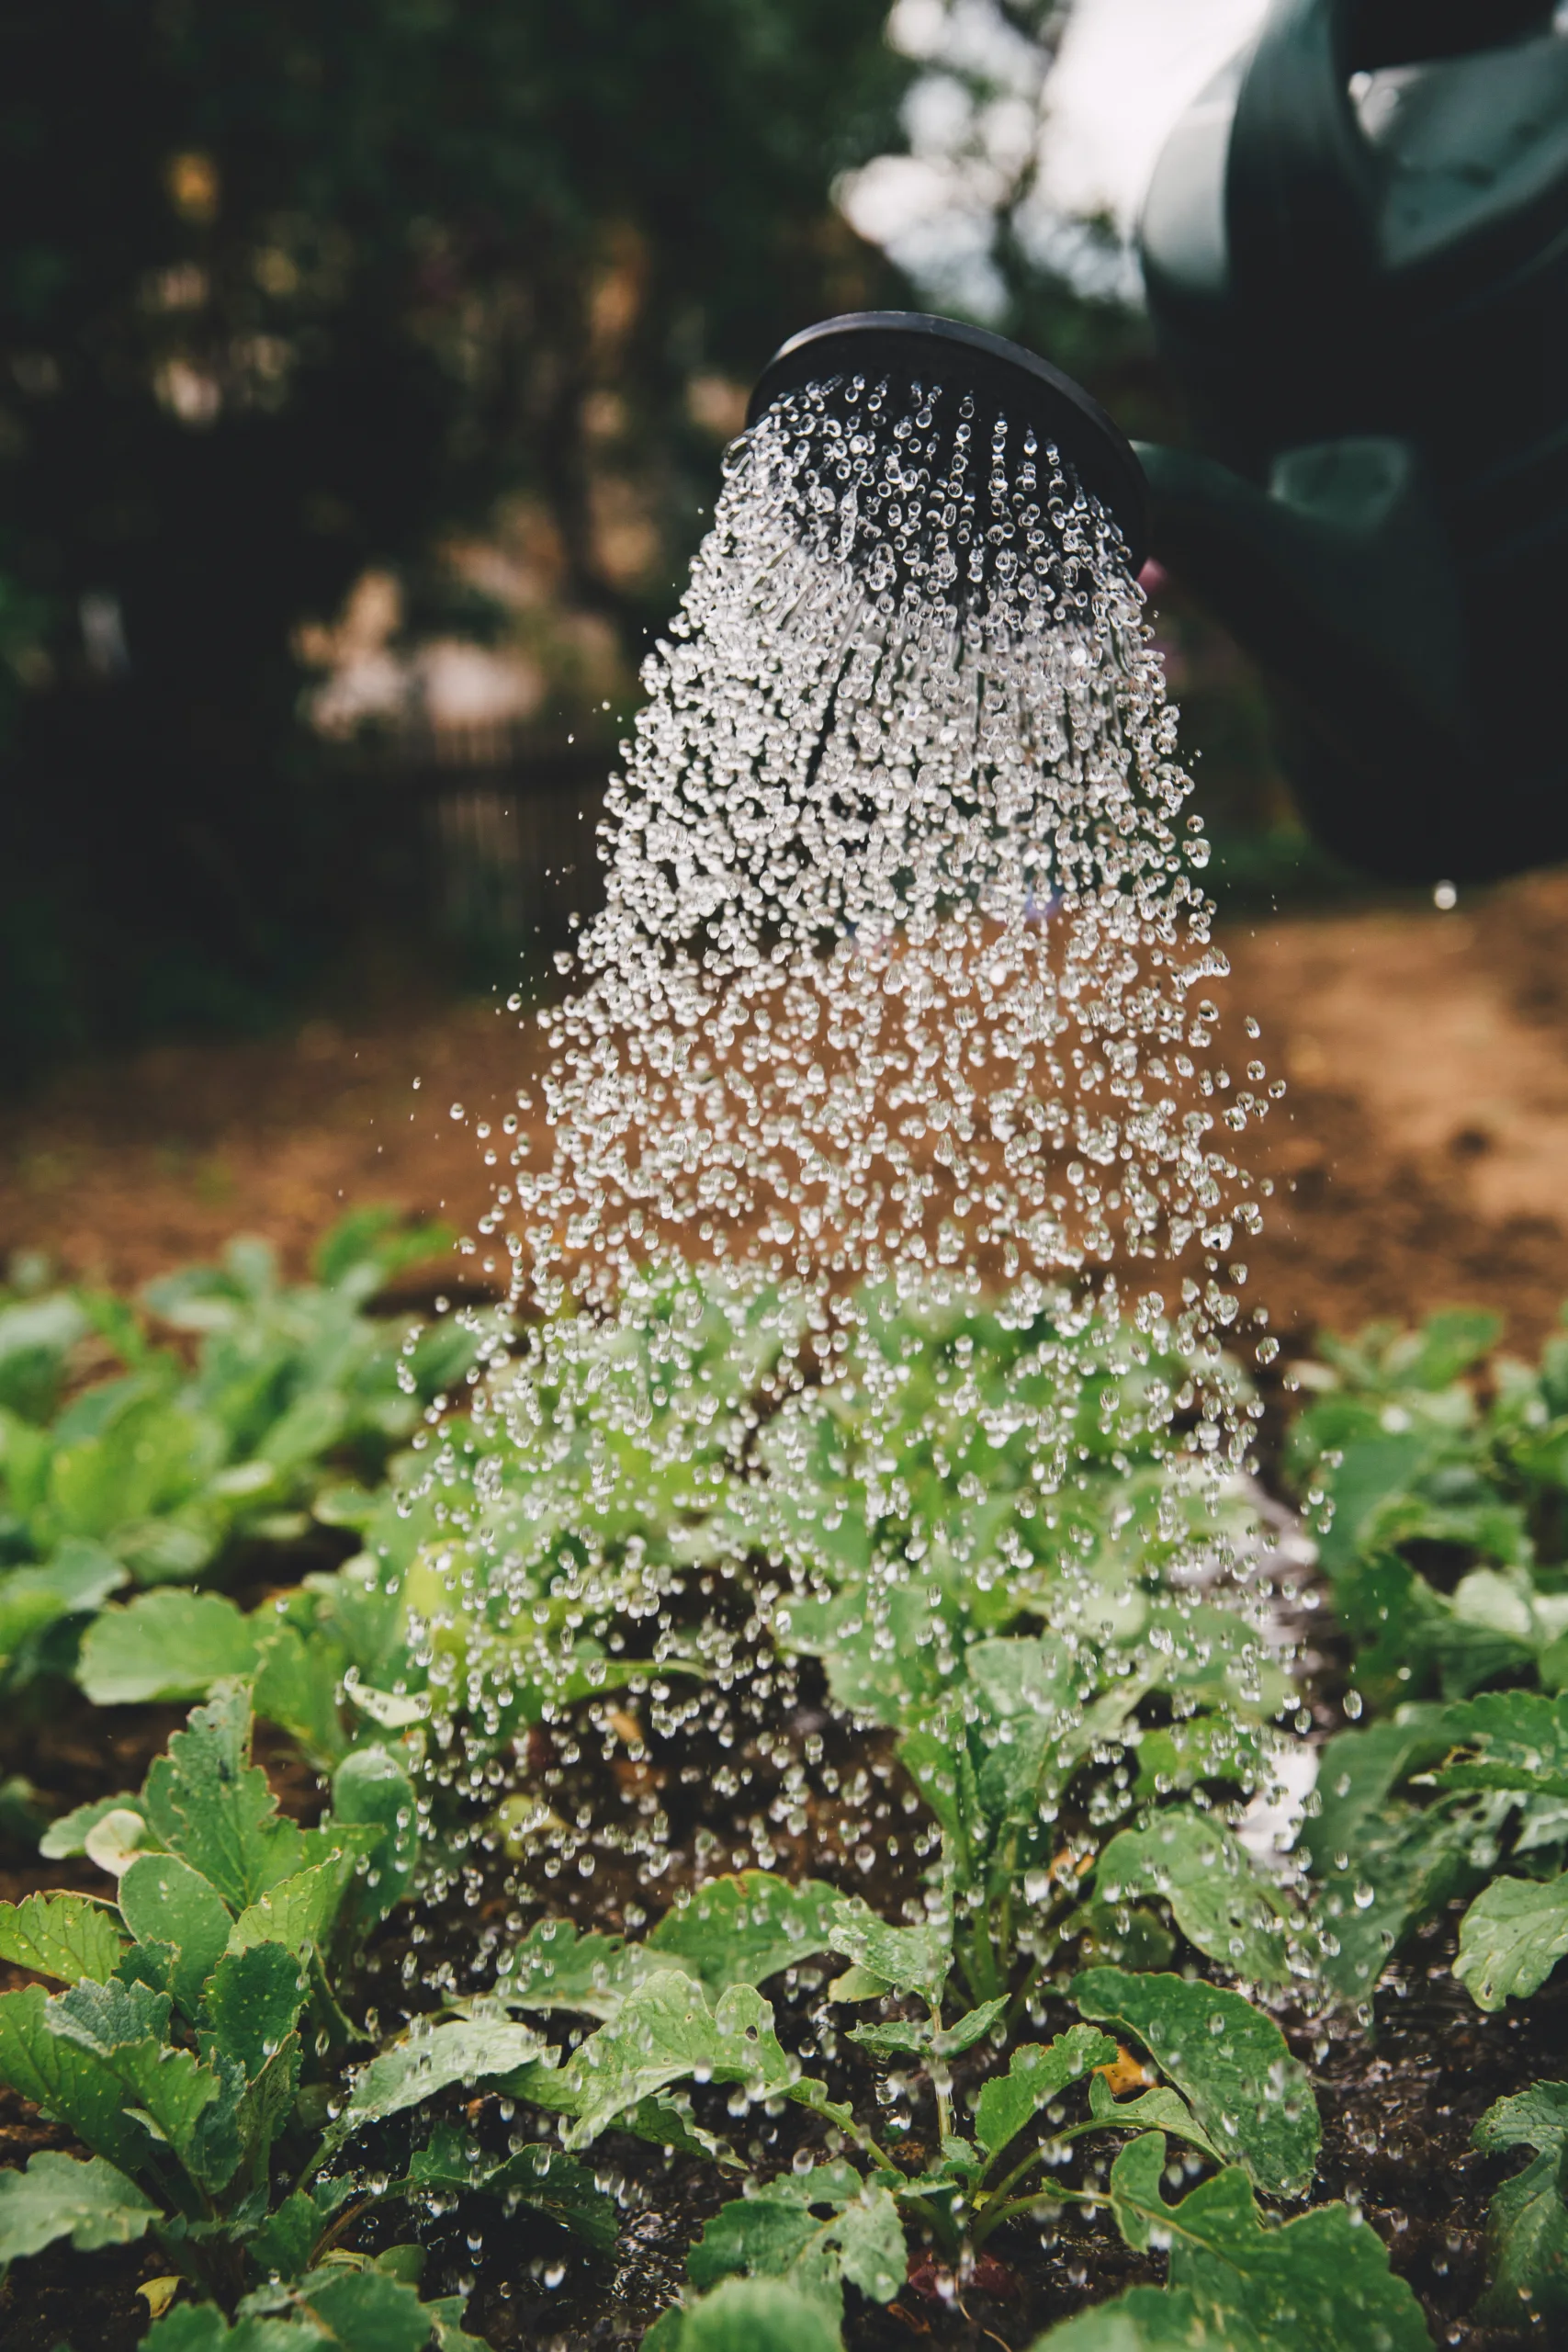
[
  {"xmin": 0, "ymin": 1204, "xmax": 476, "ymax": 1697},
  {"xmin": 0, "ymin": 0, "xmax": 911, "ymax": 1077}
]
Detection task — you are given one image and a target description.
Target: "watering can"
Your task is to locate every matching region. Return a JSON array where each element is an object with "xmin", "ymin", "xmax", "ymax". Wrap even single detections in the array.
[
  {"xmin": 1134, "ymin": 0, "xmax": 1568, "ymax": 880},
  {"xmin": 751, "ymin": 4, "xmax": 1568, "ymax": 881}
]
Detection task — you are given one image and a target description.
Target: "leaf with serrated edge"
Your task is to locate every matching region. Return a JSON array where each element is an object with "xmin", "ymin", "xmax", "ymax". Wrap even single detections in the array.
[
  {"xmin": 1454, "ymin": 1873, "xmax": 1568, "ymax": 2011},
  {"xmin": 227, "ymin": 1856, "xmax": 353, "ymax": 1958},
  {"xmin": 0, "ymin": 1983, "xmax": 152, "ymax": 2175},
  {"xmin": 558, "ymin": 1975, "xmax": 796, "ymax": 2151},
  {"xmin": 974, "ymin": 2026, "xmax": 1117, "ymax": 2161},
  {"xmin": 494, "ymin": 1917, "xmax": 674, "ymax": 2018},
  {"xmin": 146, "ymin": 1682, "xmax": 303, "ymax": 1911},
  {"xmin": 0, "ymin": 2149, "xmax": 155, "ymax": 2260},
  {"xmin": 1088, "ymin": 2070, "xmax": 1223, "ymax": 2163},
  {"xmin": 1073, "ymin": 1970, "xmax": 1319, "ymax": 2199},
  {"xmin": 1104, "ymin": 2135, "xmax": 1430, "ymax": 2352},
  {"xmin": 1096, "ymin": 1813, "xmax": 1292, "ymax": 1987},
  {"xmin": 0, "ymin": 1892, "xmax": 127, "ymax": 1984},
  {"xmin": 324, "ymin": 2018, "xmax": 547, "ymax": 2155},
  {"xmin": 48, "ymin": 1975, "xmax": 228, "ymax": 2172},
  {"xmin": 1472, "ymin": 2079, "xmax": 1568, "ymax": 2324},
  {"xmin": 203, "ymin": 1942, "xmax": 308, "ymax": 2077},
  {"xmin": 646, "ymin": 1872, "xmax": 842, "ymax": 1996},
  {"xmin": 849, "ymin": 1996, "xmax": 1007, "ymax": 2061},
  {"xmin": 690, "ymin": 2175, "xmax": 903, "ymax": 2315}
]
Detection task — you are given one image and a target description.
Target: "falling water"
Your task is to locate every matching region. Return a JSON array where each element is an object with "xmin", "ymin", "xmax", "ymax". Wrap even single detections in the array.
[
  {"xmin": 414, "ymin": 364, "xmax": 1282, "ymax": 1901},
  {"xmin": 512, "ymin": 377, "xmax": 1269, "ymax": 1331}
]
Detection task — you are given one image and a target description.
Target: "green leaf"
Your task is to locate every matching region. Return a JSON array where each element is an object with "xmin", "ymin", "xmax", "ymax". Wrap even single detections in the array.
[
  {"xmin": 144, "ymin": 1682, "xmax": 304, "ymax": 1910},
  {"xmin": 0, "ymin": 2148, "xmax": 155, "ymax": 2259},
  {"xmin": 118, "ymin": 1852, "xmax": 234, "ymax": 2017},
  {"xmin": 974, "ymin": 2026, "xmax": 1118, "ymax": 2161},
  {"xmin": 1311, "ymin": 1796, "xmax": 1486, "ymax": 2004},
  {"xmin": 1472, "ymin": 2079, "xmax": 1568, "ymax": 2324},
  {"xmin": 248, "ymin": 2188, "xmax": 323, "ymax": 2284},
  {"xmin": 1432, "ymin": 1690, "xmax": 1568, "ymax": 1800},
  {"xmin": 0, "ymin": 1891, "xmax": 127, "ymax": 1984},
  {"xmin": 689, "ymin": 2199, "xmax": 826, "ymax": 2294},
  {"xmin": 253, "ymin": 1623, "xmax": 350, "ymax": 1771},
  {"xmin": 290, "ymin": 2265, "xmax": 434, "ymax": 2352},
  {"xmin": 228, "ymin": 1854, "xmax": 356, "ymax": 1958},
  {"xmin": 1087, "ymin": 2070, "xmax": 1223, "ymax": 2164},
  {"xmin": 1031, "ymin": 2285, "xmax": 1263, "ymax": 2348},
  {"xmin": 690, "ymin": 2166, "xmax": 903, "ymax": 2315},
  {"xmin": 966, "ymin": 1634, "xmax": 1090, "ymax": 1824},
  {"xmin": 493, "ymin": 1917, "xmax": 664, "ymax": 2018},
  {"xmin": 38, "ymin": 1790, "xmax": 142, "ymax": 1860},
  {"xmin": 0, "ymin": 1541, "xmax": 127, "ymax": 1667},
  {"xmin": 1072, "ymin": 1970, "xmax": 1319, "ymax": 2199},
  {"xmin": 78, "ymin": 1589, "xmax": 262, "ymax": 1706},
  {"xmin": 404, "ymin": 2123, "xmax": 619, "ymax": 2255},
  {"xmin": 0, "ymin": 1981, "xmax": 155, "ymax": 2175},
  {"xmin": 143, "ymin": 2307, "xmax": 314, "ymax": 2350},
  {"xmin": 203, "ymin": 1942, "xmax": 309, "ymax": 2077},
  {"xmin": 324, "ymin": 2018, "xmax": 547, "ymax": 2154},
  {"xmin": 1454, "ymin": 1874, "xmax": 1568, "ymax": 2010},
  {"xmin": 555, "ymin": 1975, "xmax": 797, "ymax": 2151},
  {"xmin": 646, "ymin": 1873, "xmax": 842, "ymax": 1996},
  {"xmin": 847, "ymin": 1996, "xmax": 1006, "ymax": 2062},
  {"xmin": 235, "ymin": 2031, "xmax": 304, "ymax": 2170},
  {"xmin": 48, "ymin": 1973, "xmax": 234, "ymax": 2178},
  {"xmin": 826, "ymin": 1898, "xmax": 950, "ymax": 2005},
  {"xmin": 1104, "ymin": 2136, "xmax": 1430, "ymax": 2351},
  {"xmin": 678, "ymin": 2278, "xmax": 843, "ymax": 2352},
  {"xmin": 1095, "ymin": 1814, "xmax": 1292, "ymax": 1987},
  {"xmin": 329, "ymin": 1744, "xmax": 418, "ymax": 1937}
]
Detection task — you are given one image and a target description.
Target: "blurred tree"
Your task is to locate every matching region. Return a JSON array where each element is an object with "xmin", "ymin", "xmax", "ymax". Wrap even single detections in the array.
[{"xmin": 0, "ymin": 0, "xmax": 910, "ymax": 1073}]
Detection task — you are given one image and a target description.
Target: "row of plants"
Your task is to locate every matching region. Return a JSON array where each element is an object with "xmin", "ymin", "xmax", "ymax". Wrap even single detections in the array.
[{"xmin": 0, "ymin": 1225, "xmax": 1565, "ymax": 2346}]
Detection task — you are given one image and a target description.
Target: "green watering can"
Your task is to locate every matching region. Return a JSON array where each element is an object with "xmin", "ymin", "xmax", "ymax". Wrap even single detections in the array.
[{"xmin": 1136, "ymin": 0, "xmax": 1568, "ymax": 879}]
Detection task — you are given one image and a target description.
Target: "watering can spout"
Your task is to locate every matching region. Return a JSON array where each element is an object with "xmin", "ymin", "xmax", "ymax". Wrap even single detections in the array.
[{"xmin": 1134, "ymin": 436, "xmax": 1506, "ymax": 881}]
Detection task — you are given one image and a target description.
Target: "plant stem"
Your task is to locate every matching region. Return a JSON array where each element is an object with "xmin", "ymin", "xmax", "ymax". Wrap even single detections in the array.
[
  {"xmin": 929, "ymin": 2005, "xmax": 954, "ymax": 2143},
  {"xmin": 973, "ymin": 2180, "xmax": 1092, "ymax": 2243}
]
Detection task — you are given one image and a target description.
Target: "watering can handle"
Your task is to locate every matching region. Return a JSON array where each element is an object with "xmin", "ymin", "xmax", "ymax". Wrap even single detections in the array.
[
  {"xmin": 1224, "ymin": 0, "xmax": 1554, "ymax": 306},
  {"xmin": 1225, "ymin": 0, "xmax": 1382, "ymax": 311}
]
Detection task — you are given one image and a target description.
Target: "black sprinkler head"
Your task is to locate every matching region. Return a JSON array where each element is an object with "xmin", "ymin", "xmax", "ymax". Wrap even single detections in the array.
[{"xmin": 747, "ymin": 311, "xmax": 1149, "ymax": 575}]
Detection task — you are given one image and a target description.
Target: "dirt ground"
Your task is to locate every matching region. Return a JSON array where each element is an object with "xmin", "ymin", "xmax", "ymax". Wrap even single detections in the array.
[{"xmin": 7, "ymin": 868, "xmax": 1568, "ymax": 1357}]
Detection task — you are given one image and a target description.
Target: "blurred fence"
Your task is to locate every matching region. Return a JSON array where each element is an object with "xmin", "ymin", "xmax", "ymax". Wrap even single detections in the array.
[{"xmin": 327, "ymin": 720, "xmax": 616, "ymax": 977}]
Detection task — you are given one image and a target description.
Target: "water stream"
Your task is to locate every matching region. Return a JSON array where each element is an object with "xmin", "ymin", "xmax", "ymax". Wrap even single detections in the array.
[{"xmin": 426, "ymin": 364, "xmax": 1285, "ymax": 1908}]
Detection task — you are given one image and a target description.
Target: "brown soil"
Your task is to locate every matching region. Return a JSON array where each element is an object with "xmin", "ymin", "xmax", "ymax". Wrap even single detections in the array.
[{"xmin": 8, "ymin": 873, "xmax": 1568, "ymax": 1362}]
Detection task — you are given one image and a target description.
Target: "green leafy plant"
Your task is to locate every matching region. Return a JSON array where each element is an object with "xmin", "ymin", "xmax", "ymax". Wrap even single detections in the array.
[
  {"xmin": 451, "ymin": 1867, "xmax": 1351, "ymax": 2321},
  {"xmin": 1287, "ymin": 1306, "xmax": 1568, "ymax": 1711},
  {"xmin": 1303, "ymin": 1688, "xmax": 1568, "ymax": 2009},
  {"xmin": 0, "ymin": 1210, "xmax": 479, "ymax": 1701},
  {"xmin": 0, "ymin": 1682, "xmax": 419, "ymax": 2304}
]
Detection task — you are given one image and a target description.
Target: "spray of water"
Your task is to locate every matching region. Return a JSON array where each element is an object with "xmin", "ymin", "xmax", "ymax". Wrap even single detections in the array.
[{"xmin": 404, "ymin": 367, "xmax": 1283, "ymax": 1928}]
